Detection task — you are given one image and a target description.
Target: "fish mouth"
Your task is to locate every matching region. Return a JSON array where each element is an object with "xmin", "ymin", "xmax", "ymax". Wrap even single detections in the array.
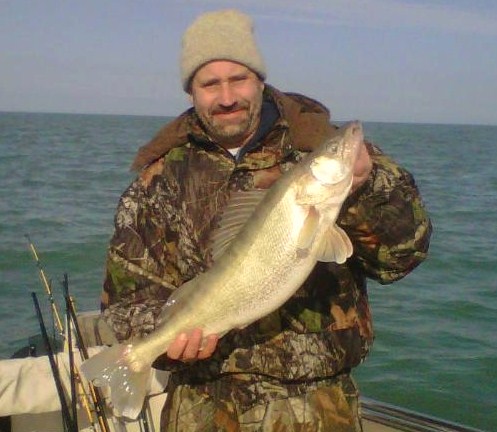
[{"xmin": 336, "ymin": 121, "xmax": 363, "ymax": 164}]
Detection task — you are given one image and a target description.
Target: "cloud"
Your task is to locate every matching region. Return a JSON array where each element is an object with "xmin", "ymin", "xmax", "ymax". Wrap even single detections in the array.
[{"xmin": 188, "ymin": 0, "xmax": 497, "ymax": 36}]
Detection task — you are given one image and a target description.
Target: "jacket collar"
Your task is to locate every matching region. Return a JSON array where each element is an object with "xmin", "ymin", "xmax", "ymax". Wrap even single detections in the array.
[{"xmin": 131, "ymin": 85, "xmax": 335, "ymax": 171}]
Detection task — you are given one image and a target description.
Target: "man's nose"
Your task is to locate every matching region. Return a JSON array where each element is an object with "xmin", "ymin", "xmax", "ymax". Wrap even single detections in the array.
[{"xmin": 218, "ymin": 83, "xmax": 237, "ymax": 107}]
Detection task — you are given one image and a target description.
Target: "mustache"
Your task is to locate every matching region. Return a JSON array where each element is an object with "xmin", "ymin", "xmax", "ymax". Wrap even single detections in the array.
[{"xmin": 211, "ymin": 101, "xmax": 249, "ymax": 115}]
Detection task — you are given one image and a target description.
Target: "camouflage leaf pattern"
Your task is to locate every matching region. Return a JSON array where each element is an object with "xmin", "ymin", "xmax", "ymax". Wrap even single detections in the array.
[
  {"xmin": 161, "ymin": 372, "xmax": 362, "ymax": 431},
  {"xmin": 100, "ymin": 87, "xmax": 431, "ymax": 419}
]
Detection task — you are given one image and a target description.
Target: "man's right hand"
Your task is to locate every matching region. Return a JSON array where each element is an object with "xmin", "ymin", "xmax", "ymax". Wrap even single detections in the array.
[{"xmin": 166, "ymin": 328, "xmax": 219, "ymax": 362}]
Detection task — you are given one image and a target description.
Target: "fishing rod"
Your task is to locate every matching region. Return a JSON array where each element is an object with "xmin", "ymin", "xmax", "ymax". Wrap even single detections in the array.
[
  {"xmin": 139, "ymin": 407, "xmax": 151, "ymax": 432},
  {"xmin": 58, "ymin": 261, "xmax": 150, "ymax": 432},
  {"xmin": 32, "ymin": 291, "xmax": 77, "ymax": 432},
  {"xmin": 63, "ymin": 274, "xmax": 79, "ymax": 431},
  {"xmin": 26, "ymin": 236, "xmax": 100, "ymax": 431},
  {"xmin": 65, "ymin": 280, "xmax": 152, "ymax": 432},
  {"xmin": 27, "ymin": 237, "xmax": 151, "ymax": 431},
  {"xmin": 26, "ymin": 234, "xmax": 64, "ymax": 336},
  {"xmin": 63, "ymin": 274, "xmax": 111, "ymax": 432}
]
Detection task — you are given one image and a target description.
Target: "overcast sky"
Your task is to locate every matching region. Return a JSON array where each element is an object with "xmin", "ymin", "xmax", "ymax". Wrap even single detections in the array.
[{"xmin": 1, "ymin": 0, "xmax": 496, "ymax": 125}]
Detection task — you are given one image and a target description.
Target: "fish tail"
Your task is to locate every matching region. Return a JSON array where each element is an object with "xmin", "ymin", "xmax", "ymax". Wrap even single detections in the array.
[{"xmin": 80, "ymin": 344, "xmax": 151, "ymax": 419}]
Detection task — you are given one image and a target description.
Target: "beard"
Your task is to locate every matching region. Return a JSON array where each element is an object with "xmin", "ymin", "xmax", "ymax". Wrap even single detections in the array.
[{"xmin": 197, "ymin": 93, "xmax": 263, "ymax": 146}]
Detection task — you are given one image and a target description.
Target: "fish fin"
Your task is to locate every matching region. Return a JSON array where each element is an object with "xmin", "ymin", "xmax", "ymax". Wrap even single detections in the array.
[
  {"xmin": 80, "ymin": 344, "xmax": 150, "ymax": 419},
  {"xmin": 297, "ymin": 206, "xmax": 320, "ymax": 251},
  {"xmin": 210, "ymin": 189, "xmax": 268, "ymax": 261},
  {"xmin": 316, "ymin": 224, "xmax": 353, "ymax": 264}
]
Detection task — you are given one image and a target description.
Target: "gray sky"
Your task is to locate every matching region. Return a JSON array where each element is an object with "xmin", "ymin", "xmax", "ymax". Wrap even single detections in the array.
[{"xmin": 1, "ymin": 0, "xmax": 497, "ymax": 125}]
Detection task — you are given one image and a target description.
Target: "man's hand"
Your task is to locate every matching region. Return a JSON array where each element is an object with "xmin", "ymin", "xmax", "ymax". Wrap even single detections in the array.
[
  {"xmin": 166, "ymin": 328, "xmax": 219, "ymax": 362},
  {"xmin": 351, "ymin": 140, "xmax": 373, "ymax": 193}
]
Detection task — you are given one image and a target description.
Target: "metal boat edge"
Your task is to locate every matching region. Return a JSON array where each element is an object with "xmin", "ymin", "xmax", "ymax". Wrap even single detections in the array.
[
  {"xmin": 0, "ymin": 311, "xmax": 487, "ymax": 432},
  {"xmin": 361, "ymin": 397, "xmax": 485, "ymax": 432}
]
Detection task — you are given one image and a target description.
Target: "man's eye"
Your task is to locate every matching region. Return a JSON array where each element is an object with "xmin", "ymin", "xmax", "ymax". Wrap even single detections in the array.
[
  {"xmin": 232, "ymin": 76, "xmax": 248, "ymax": 83},
  {"xmin": 202, "ymin": 81, "xmax": 220, "ymax": 89}
]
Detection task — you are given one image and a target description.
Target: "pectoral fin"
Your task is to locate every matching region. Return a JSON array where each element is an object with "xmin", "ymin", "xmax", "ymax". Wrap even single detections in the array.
[
  {"xmin": 316, "ymin": 225, "xmax": 353, "ymax": 264},
  {"xmin": 297, "ymin": 206, "xmax": 320, "ymax": 251}
]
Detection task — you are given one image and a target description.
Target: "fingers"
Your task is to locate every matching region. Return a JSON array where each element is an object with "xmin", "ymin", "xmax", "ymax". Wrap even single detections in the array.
[
  {"xmin": 166, "ymin": 332, "xmax": 189, "ymax": 360},
  {"xmin": 182, "ymin": 328, "xmax": 203, "ymax": 360},
  {"xmin": 166, "ymin": 329, "xmax": 218, "ymax": 362},
  {"xmin": 197, "ymin": 334, "xmax": 219, "ymax": 360}
]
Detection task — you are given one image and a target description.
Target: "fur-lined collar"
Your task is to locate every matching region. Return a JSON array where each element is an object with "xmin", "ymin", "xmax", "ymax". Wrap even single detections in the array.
[{"xmin": 131, "ymin": 85, "xmax": 335, "ymax": 171}]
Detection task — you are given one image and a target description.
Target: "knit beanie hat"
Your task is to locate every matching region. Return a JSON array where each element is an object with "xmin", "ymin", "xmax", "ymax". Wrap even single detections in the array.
[{"xmin": 181, "ymin": 9, "xmax": 267, "ymax": 91}]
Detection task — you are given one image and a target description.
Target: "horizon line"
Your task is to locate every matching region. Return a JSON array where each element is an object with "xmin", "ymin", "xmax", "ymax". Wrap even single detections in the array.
[{"xmin": 1, "ymin": 109, "xmax": 496, "ymax": 128}]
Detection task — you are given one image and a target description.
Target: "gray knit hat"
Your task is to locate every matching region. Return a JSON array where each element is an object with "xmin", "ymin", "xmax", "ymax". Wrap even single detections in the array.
[{"xmin": 181, "ymin": 9, "xmax": 267, "ymax": 91}]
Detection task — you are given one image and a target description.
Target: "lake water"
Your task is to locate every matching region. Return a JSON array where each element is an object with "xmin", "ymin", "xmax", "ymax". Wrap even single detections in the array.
[{"xmin": 0, "ymin": 112, "xmax": 495, "ymax": 430}]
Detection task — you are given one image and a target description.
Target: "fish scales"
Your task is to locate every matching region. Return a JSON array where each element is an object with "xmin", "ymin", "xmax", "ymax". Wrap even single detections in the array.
[{"xmin": 80, "ymin": 121, "xmax": 363, "ymax": 418}]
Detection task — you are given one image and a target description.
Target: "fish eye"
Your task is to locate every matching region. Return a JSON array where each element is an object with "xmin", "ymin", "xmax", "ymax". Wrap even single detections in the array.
[{"xmin": 325, "ymin": 140, "xmax": 339, "ymax": 154}]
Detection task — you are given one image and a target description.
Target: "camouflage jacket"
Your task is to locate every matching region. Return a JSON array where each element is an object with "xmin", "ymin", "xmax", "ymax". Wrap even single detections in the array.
[{"xmin": 100, "ymin": 85, "xmax": 432, "ymax": 382}]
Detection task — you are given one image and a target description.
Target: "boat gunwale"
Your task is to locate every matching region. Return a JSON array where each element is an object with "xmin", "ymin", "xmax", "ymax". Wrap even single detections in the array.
[{"xmin": 361, "ymin": 397, "xmax": 486, "ymax": 432}]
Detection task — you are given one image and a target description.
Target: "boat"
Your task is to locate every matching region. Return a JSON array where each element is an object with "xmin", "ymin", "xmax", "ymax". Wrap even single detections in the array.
[{"xmin": 0, "ymin": 311, "xmax": 484, "ymax": 432}]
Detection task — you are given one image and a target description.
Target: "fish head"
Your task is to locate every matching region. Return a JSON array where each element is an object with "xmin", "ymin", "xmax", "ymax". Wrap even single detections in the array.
[{"xmin": 299, "ymin": 121, "xmax": 363, "ymax": 206}]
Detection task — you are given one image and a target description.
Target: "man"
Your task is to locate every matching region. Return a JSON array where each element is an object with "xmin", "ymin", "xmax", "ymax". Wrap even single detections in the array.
[{"xmin": 101, "ymin": 9, "xmax": 432, "ymax": 431}]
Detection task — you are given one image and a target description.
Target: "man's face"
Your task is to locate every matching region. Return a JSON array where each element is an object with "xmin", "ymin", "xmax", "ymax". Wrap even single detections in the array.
[{"xmin": 190, "ymin": 61, "xmax": 264, "ymax": 148}]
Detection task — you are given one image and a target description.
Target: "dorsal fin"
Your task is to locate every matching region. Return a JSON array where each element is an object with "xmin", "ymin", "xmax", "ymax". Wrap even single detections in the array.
[{"xmin": 210, "ymin": 189, "xmax": 268, "ymax": 261}]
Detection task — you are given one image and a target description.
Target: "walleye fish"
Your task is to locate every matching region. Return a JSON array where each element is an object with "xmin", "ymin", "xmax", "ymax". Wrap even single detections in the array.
[{"xmin": 80, "ymin": 121, "xmax": 363, "ymax": 418}]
